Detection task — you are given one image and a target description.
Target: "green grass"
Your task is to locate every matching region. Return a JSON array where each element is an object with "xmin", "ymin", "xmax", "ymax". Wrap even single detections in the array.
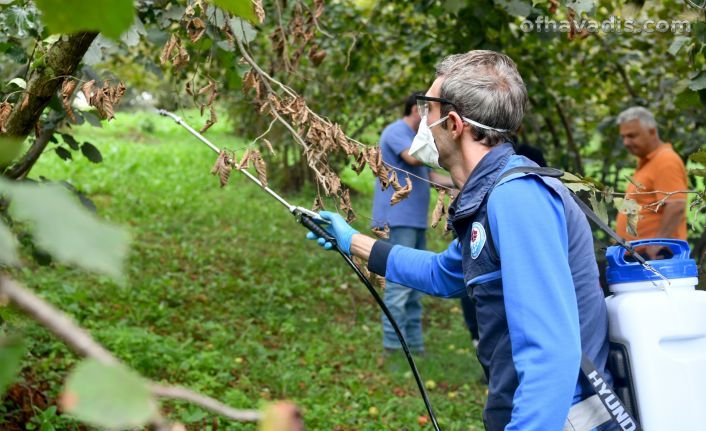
[{"xmin": 1, "ymin": 110, "xmax": 486, "ymax": 430}]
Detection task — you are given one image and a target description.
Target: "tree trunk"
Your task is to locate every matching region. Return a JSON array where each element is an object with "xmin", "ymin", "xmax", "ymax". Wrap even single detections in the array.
[
  {"xmin": 2, "ymin": 32, "xmax": 97, "ymax": 176},
  {"xmin": 554, "ymin": 99, "xmax": 585, "ymax": 176}
]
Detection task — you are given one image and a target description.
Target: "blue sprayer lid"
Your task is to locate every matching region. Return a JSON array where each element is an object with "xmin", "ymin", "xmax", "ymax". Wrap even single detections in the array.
[{"xmin": 606, "ymin": 239, "xmax": 698, "ymax": 284}]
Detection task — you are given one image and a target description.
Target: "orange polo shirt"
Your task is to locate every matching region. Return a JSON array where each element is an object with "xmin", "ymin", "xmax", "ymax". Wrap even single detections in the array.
[{"xmin": 615, "ymin": 144, "xmax": 687, "ymax": 241}]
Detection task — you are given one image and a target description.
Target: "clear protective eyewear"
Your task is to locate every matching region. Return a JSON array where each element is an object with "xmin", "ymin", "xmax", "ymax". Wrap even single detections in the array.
[
  {"xmin": 415, "ymin": 94, "xmax": 511, "ymax": 133},
  {"xmin": 415, "ymin": 95, "xmax": 460, "ymax": 119}
]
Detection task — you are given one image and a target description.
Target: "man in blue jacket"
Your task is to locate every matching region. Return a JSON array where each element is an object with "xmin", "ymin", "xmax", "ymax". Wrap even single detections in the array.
[{"xmin": 307, "ymin": 51, "xmax": 617, "ymax": 431}]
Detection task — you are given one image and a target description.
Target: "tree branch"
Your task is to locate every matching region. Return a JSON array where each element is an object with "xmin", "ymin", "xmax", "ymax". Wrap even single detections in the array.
[
  {"xmin": 150, "ymin": 384, "xmax": 261, "ymax": 422},
  {"xmin": 3, "ymin": 32, "xmax": 97, "ymax": 138},
  {"xmin": 553, "ymin": 98, "xmax": 584, "ymax": 176},
  {"xmin": 0, "ymin": 276, "xmax": 262, "ymax": 425},
  {"xmin": 4, "ymin": 122, "xmax": 60, "ymax": 179}
]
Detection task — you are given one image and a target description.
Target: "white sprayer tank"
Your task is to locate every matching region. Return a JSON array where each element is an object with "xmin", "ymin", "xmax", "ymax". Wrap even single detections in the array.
[{"xmin": 605, "ymin": 239, "xmax": 706, "ymax": 431}]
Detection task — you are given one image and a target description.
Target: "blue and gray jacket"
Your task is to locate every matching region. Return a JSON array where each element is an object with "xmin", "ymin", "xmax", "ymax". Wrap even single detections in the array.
[{"xmin": 367, "ymin": 143, "xmax": 612, "ymax": 431}]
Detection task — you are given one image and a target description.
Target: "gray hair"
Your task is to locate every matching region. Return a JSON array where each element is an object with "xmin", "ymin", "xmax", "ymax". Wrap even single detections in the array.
[
  {"xmin": 616, "ymin": 106, "xmax": 658, "ymax": 131},
  {"xmin": 435, "ymin": 50, "xmax": 527, "ymax": 147}
]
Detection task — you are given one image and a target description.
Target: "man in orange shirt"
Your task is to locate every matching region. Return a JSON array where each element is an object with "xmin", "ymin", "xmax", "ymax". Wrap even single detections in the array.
[{"xmin": 615, "ymin": 106, "xmax": 688, "ymax": 258}]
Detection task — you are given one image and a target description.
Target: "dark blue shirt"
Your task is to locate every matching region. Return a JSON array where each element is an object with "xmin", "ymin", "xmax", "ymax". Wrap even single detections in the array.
[{"xmin": 371, "ymin": 119, "xmax": 430, "ymax": 229}]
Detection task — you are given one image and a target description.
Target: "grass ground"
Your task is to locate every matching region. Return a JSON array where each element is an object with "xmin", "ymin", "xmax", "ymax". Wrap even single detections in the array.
[{"xmin": 1, "ymin": 110, "xmax": 487, "ymax": 430}]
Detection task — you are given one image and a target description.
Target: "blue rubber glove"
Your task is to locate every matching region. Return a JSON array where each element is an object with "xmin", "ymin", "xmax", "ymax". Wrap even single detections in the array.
[{"xmin": 305, "ymin": 210, "xmax": 358, "ymax": 255}]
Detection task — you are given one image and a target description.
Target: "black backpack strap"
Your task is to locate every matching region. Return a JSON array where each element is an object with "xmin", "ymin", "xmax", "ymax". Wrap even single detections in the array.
[
  {"xmin": 581, "ymin": 353, "xmax": 641, "ymax": 431},
  {"xmin": 498, "ymin": 166, "xmax": 642, "ymax": 430},
  {"xmin": 496, "ymin": 167, "xmax": 648, "ymax": 266}
]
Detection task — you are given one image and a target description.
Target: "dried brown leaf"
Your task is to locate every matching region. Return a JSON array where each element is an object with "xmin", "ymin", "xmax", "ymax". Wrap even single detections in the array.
[
  {"xmin": 253, "ymin": 0, "xmax": 266, "ymax": 23},
  {"xmin": 390, "ymin": 177, "xmax": 412, "ymax": 206},
  {"xmin": 187, "ymin": 17, "xmax": 206, "ymax": 43},
  {"xmin": 378, "ymin": 166, "xmax": 393, "ymax": 191},
  {"xmin": 199, "ymin": 105, "xmax": 217, "ymax": 133},
  {"xmin": 261, "ymin": 138, "xmax": 276, "ymax": 156},
  {"xmin": 327, "ymin": 173, "xmax": 341, "ymax": 196},
  {"xmin": 308, "ymin": 46, "xmax": 326, "ymax": 66},
  {"xmin": 174, "ymin": 41, "xmax": 190, "ymax": 68},
  {"xmin": 340, "ymin": 188, "xmax": 355, "ymax": 222},
  {"xmin": 371, "ymin": 225, "xmax": 390, "ymax": 240},
  {"xmin": 312, "ymin": 194, "xmax": 325, "ymax": 212},
  {"xmin": 0, "ymin": 101, "xmax": 12, "ymax": 133},
  {"xmin": 81, "ymin": 80, "xmax": 95, "ymax": 101},
  {"xmin": 160, "ymin": 34, "xmax": 178, "ymax": 65},
  {"xmin": 185, "ymin": 82, "xmax": 193, "ymax": 96},
  {"xmin": 313, "ymin": 0, "xmax": 324, "ymax": 19},
  {"xmin": 113, "ymin": 82, "xmax": 126, "ymax": 105},
  {"xmin": 352, "ymin": 150, "xmax": 366, "ymax": 174},
  {"xmin": 237, "ymin": 149, "xmax": 251, "ymax": 170},
  {"xmin": 211, "ymin": 150, "xmax": 233, "ymax": 187},
  {"xmin": 242, "ymin": 70, "xmax": 258, "ymax": 95},
  {"xmin": 250, "ymin": 150, "xmax": 268, "ymax": 187},
  {"xmin": 431, "ymin": 189, "xmax": 447, "ymax": 228},
  {"xmin": 60, "ymin": 79, "xmax": 78, "ymax": 123}
]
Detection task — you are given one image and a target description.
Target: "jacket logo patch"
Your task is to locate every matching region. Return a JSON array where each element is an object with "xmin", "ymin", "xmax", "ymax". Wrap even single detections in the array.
[{"xmin": 470, "ymin": 222, "xmax": 486, "ymax": 260}]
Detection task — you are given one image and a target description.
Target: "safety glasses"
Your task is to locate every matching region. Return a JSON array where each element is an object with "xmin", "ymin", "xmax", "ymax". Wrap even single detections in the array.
[{"xmin": 416, "ymin": 95, "xmax": 460, "ymax": 118}]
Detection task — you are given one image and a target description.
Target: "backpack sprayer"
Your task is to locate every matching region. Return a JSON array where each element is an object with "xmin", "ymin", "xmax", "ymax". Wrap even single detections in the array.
[{"xmin": 156, "ymin": 109, "xmax": 442, "ymax": 431}]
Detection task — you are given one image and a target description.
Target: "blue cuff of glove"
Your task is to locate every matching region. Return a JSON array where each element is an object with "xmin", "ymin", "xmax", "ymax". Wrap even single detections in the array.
[{"xmin": 367, "ymin": 240, "xmax": 393, "ymax": 276}]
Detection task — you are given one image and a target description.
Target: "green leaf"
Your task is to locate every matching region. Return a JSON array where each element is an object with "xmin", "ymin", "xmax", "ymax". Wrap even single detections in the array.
[
  {"xmin": 689, "ymin": 74, "xmax": 706, "ymax": 92},
  {"xmin": 55, "ymin": 146, "xmax": 72, "ymax": 161},
  {"xmin": 229, "ymin": 17, "xmax": 257, "ymax": 43},
  {"xmin": 80, "ymin": 142, "xmax": 102, "ymax": 163},
  {"xmin": 689, "ymin": 168, "xmax": 706, "ymax": 177},
  {"xmin": 564, "ymin": 0, "xmax": 595, "ymax": 15},
  {"xmin": 62, "ymin": 359, "xmax": 157, "ymax": 429},
  {"xmin": 689, "ymin": 150, "xmax": 706, "ymax": 165},
  {"xmin": 0, "ymin": 179, "xmax": 129, "ymax": 279},
  {"xmin": 0, "ymin": 219, "xmax": 19, "ymax": 265},
  {"xmin": 211, "ymin": 0, "xmax": 257, "ymax": 23},
  {"xmin": 7, "ymin": 77, "xmax": 26, "ymax": 89},
  {"xmin": 668, "ymin": 36, "xmax": 691, "ymax": 56},
  {"xmin": 495, "ymin": 0, "xmax": 532, "ymax": 17},
  {"xmin": 34, "ymin": 0, "xmax": 135, "ymax": 40},
  {"xmin": 588, "ymin": 192, "xmax": 608, "ymax": 225},
  {"xmin": 0, "ymin": 337, "xmax": 25, "ymax": 397},
  {"xmin": 60, "ymin": 133, "xmax": 79, "ymax": 150}
]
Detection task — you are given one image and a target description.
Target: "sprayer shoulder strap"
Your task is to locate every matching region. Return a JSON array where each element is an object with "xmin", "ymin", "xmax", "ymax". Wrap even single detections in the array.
[
  {"xmin": 497, "ymin": 167, "xmax": 642, "ymax": 259},
  {"xmin": 497, "ymin": 166, "xmax": 642, "ymax": 431}
]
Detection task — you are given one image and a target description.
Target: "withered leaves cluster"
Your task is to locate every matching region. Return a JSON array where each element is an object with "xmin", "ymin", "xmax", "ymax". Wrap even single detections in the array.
[
  {"xmin": 80, "ymin": 79, "xmax": 126, "ymax": 121},
  {"xmin": 269, "ymin": 0, "xmax": 325, "ymax": 73},
  {"xmin": 211, "ymin": 150, "xmax": 233, "ymax": 187},
  {"xmin": 160, "ymin": 34, "xmax": 190, "ymax": 69}
]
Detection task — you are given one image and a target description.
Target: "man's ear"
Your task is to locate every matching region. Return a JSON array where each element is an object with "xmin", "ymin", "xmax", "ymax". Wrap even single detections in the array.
[{"xmin": 447, "ymin": 111, "xmax": 465, "ymax": 138}]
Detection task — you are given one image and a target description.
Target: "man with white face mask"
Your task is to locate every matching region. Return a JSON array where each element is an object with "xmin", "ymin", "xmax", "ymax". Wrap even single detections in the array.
[{"xmin": 307, "ymin": 51, "xmax": 618, "ymax": 431}]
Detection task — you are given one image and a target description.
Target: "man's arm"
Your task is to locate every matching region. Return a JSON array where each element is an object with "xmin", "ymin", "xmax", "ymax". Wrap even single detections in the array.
[
  {"xmin": 399, "ymin": 149, "xmax": 424, "ymax": 166},
  {"xmin": 429, "ymin": 171, "xmax": 455, "ymax": 188},
  {"xmin": 655, "ymin": 199, "xmax": 686, "ymax": 238},
  {"xmin": 309, "ymin": 214, "xmax": 466, "ymax": 298},
  {"xmin": 487, "ymin": 177, "xmax": 582, "ymax": 431}
]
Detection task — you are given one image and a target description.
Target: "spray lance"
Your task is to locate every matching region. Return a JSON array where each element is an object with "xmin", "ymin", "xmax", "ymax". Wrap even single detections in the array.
[{"xmin": 157, "ymin": 109, "xmax": 443, "ymax": 431}]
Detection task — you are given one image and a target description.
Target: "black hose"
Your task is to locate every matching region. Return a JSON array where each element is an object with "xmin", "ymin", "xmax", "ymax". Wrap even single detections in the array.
[{"xmin": 298, "ymin": 214, "xmax": 441, "ymax": 431}]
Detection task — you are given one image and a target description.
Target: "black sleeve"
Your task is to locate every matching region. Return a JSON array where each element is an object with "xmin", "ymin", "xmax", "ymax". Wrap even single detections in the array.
[{"xmin": 367, "ymin": 240, "xmax": 394, "ymax": 276}]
